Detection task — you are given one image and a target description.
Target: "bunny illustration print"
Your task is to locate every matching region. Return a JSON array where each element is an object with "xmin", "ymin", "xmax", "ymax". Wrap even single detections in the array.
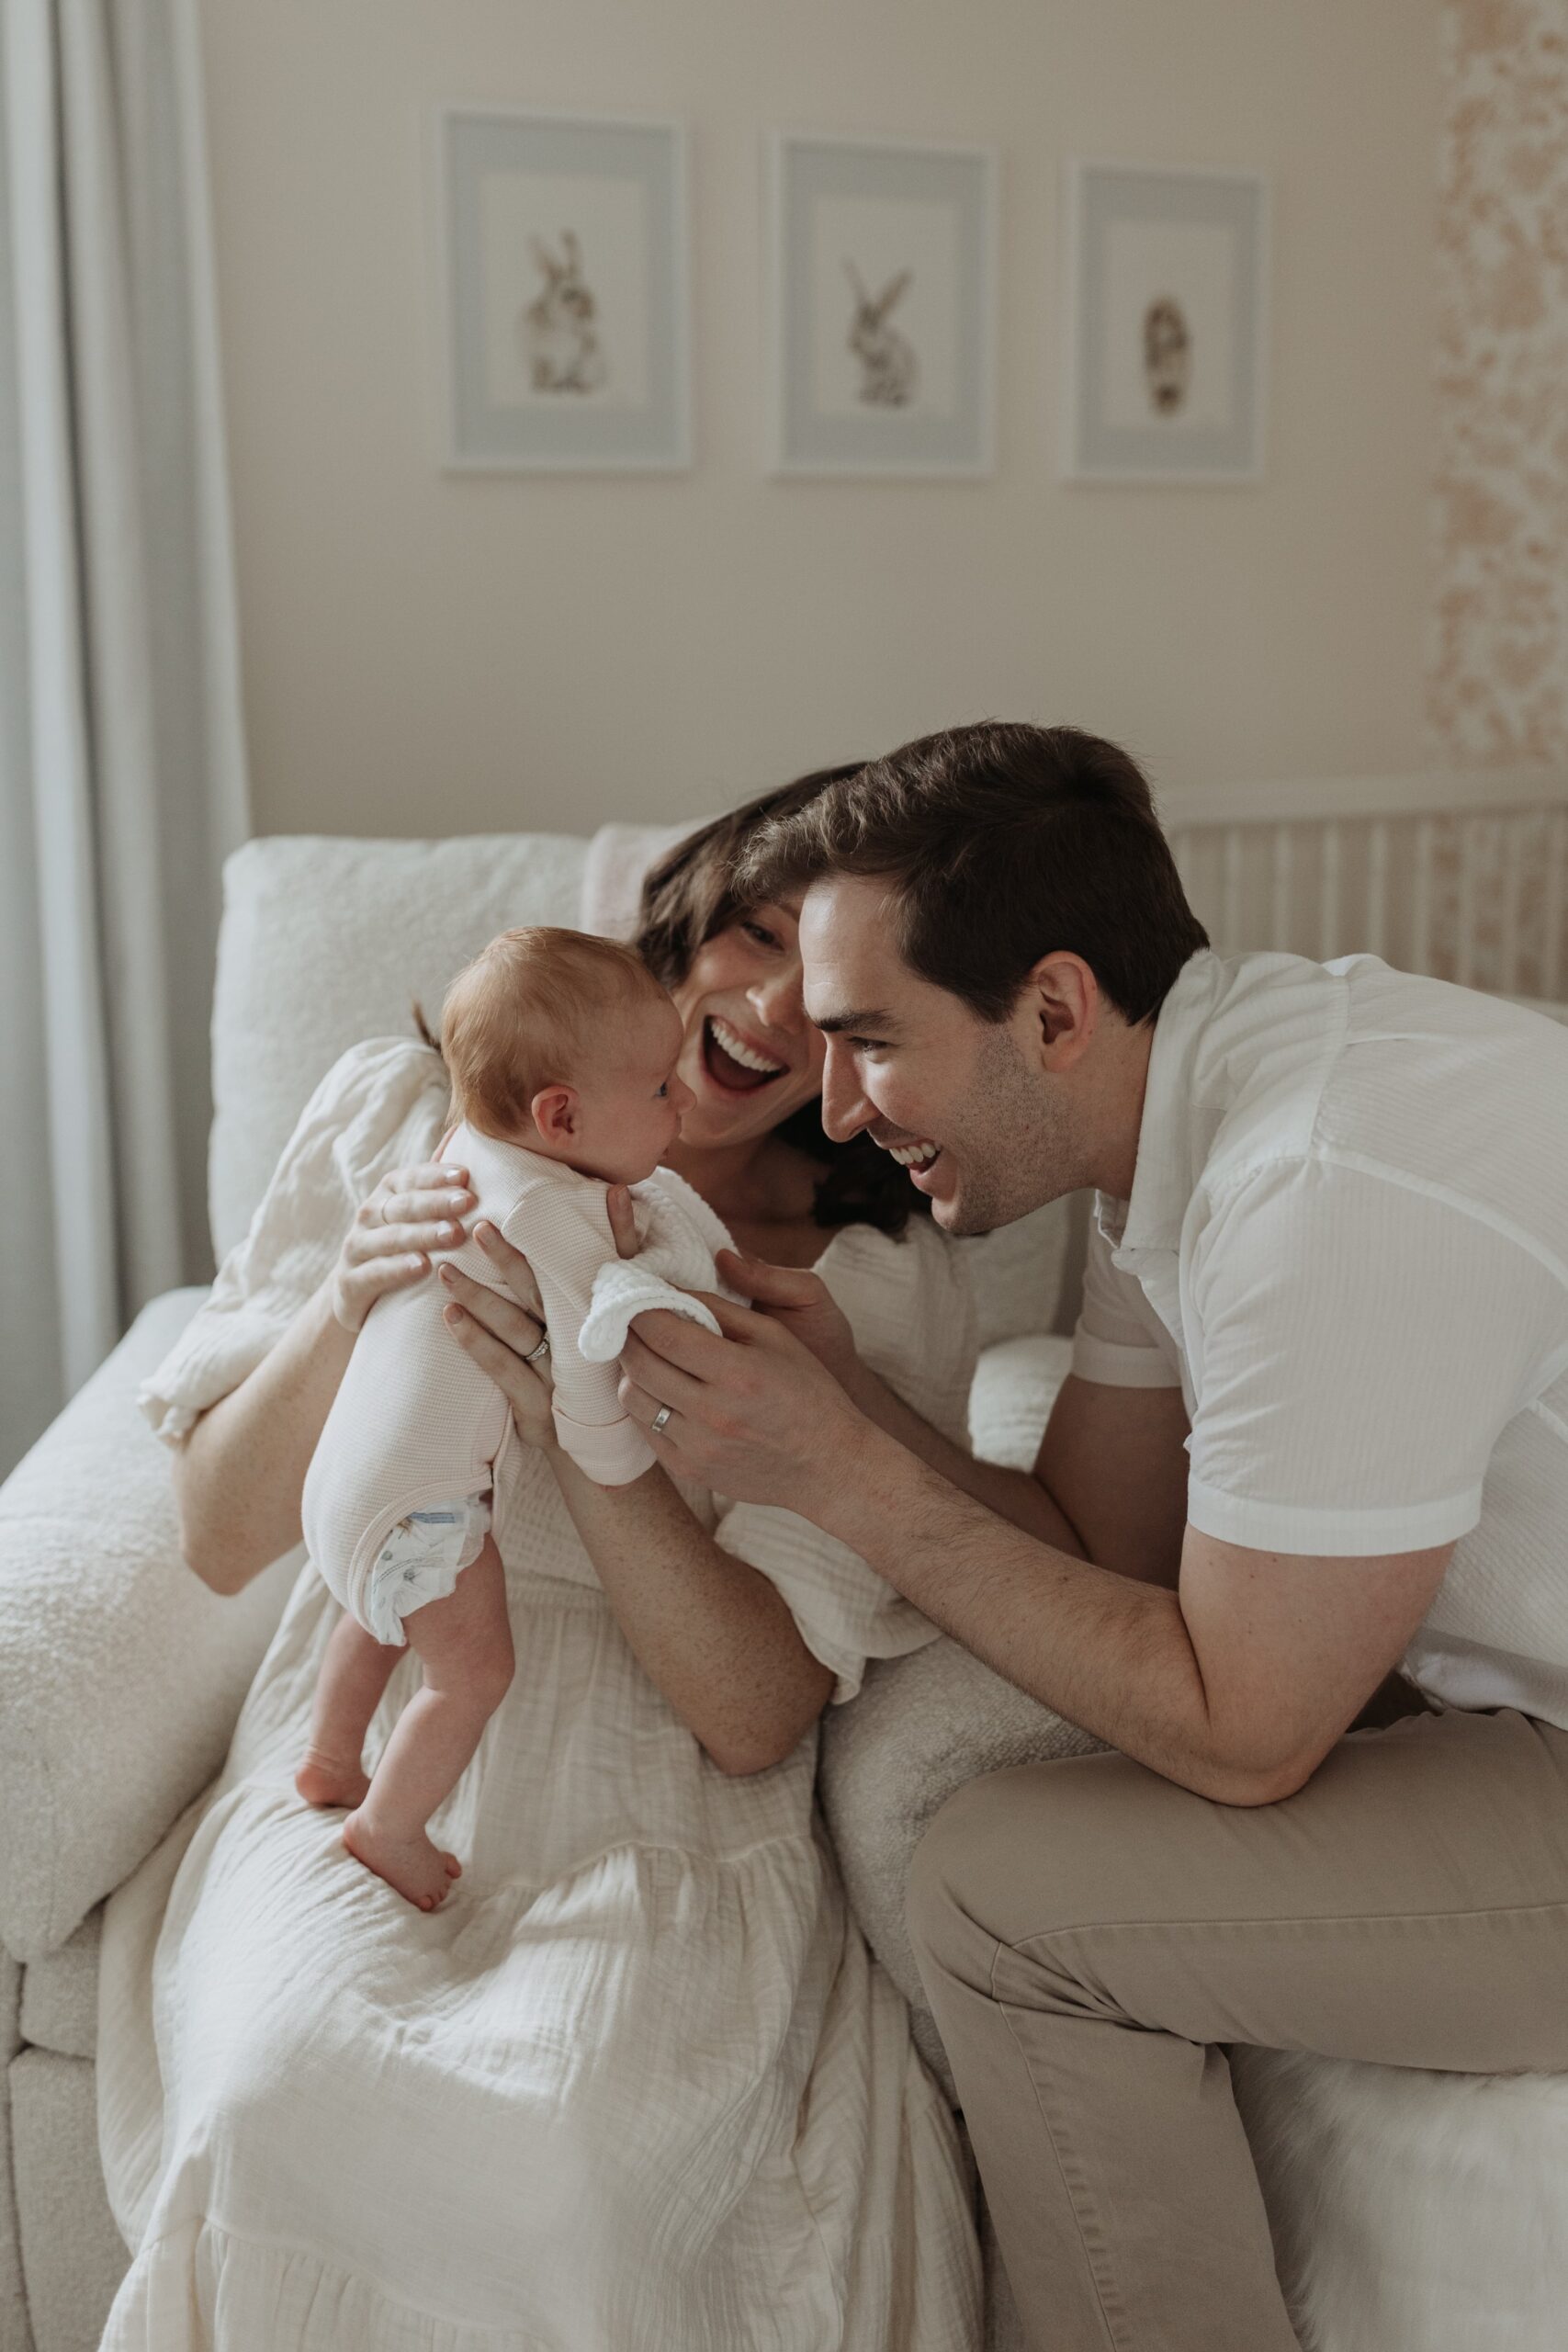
[
  {"xmin": 843, "ymin": 260, "xmax": 919, "ymax": 408},
  {"xmin": 524, "ymin": 230, "xmax": 608, "ymax": 395}
]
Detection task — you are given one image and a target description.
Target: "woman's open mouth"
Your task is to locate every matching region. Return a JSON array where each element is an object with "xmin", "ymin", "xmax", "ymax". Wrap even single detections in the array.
[{"xmin": 701, "ymin": 1014, "xmax": 789, "ymax": 1096}]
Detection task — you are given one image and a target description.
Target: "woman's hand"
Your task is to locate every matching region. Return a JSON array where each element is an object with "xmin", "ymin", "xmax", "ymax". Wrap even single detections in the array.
[
  {"xmin": 440, "ymin": 1224, "xmax": 557, "ymax": 1449},
  {"xmin": 714, "ymin": 1248, "xmax": 861, "ymax": 1390},
  {"xmin": 329, "ymin": 1161, "xmax": 476, "ymax": 1333},
  {"xmin": 441, "ymin": 1184, "xmax": 638, "ymax": 1451}
]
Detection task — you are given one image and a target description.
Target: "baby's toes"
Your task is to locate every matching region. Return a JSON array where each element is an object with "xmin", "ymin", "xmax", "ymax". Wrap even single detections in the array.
[{"xmin": 443, "ymin": 1852, "xmax": 462, "ymax": 1878}]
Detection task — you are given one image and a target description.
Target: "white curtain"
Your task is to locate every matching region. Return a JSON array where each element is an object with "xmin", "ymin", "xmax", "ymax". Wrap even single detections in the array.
[{"xmin": 0, "ymin": 0, "xmax": 248, "ymax": 1477}]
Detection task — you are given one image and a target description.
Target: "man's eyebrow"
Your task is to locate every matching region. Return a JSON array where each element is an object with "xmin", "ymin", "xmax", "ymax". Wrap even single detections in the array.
[{"xmin": 810, "ymin": 1008, "xmax": 897, "ymax": 1036}]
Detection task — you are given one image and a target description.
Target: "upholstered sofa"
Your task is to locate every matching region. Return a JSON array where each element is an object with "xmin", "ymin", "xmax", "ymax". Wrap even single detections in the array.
[{"xmin": 4, "ymin": 831, "xmax": 1566, "ymax": 2352}]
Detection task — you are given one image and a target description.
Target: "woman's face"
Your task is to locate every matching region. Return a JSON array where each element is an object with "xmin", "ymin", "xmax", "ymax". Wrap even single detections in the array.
[{"xmin": 667, "ymin": 898, "xmax": 828, "ymax": 1152}]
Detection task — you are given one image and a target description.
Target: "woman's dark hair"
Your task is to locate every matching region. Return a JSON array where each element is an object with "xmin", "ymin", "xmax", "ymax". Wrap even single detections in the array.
[
  {"xmin": 636, "ymin": 767, "xmax": 927, "ymax": 1238},
  {"xmin": 738, "ymin": 720, "xmax": 1208, "ymax": 1026}
]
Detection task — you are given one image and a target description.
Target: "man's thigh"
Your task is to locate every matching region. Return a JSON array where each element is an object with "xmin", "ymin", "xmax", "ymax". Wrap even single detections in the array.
[{"xmin": 909, "ymin": 1705, "xmax": 1568, "ymax": 2073}]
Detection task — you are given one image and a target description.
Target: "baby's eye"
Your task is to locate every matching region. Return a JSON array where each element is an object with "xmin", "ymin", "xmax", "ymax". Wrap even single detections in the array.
[{"xmin": 741, "ymin": 919, "xmax": 781, "ymax": 950}]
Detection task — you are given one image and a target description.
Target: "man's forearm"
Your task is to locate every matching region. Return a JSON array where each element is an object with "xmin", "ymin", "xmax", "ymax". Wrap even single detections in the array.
[
  {"xmin": 840, "ymin": 1360, "xmax": 1088, "ymax": 1556},
  {"xmin": 817, "ymin": 1420, "xmax": 1258, "ymax": 1803}
]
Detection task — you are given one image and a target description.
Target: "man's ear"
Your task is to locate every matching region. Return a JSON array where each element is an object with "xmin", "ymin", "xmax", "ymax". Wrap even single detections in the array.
[
  {"xmin": 530, "ymin": 1083, "xmax": 579, "ymax": 1143},
  {"xmin": 1026, "ymin": 953, "xmax": 1100, "ymax": 1070}
]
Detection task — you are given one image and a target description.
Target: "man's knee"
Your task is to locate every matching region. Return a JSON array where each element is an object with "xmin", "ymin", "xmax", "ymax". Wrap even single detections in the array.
[
  {"xmin": 908, "ymin": 1749, "xmax": 1182, "ymax": 1968},
  {"xmin": 907, "ymin": 1764, "xmax": 1058, "ymax": 1972}
]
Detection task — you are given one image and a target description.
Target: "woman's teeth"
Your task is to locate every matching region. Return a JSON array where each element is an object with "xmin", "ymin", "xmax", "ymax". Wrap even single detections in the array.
[
  {"xmin": 887, "ymin": 1139, "xmax": 940, "ymax": 1168},
  {"xmin": 706, "ymin": 1015, "xmax": 786, "ymax": 1077}
]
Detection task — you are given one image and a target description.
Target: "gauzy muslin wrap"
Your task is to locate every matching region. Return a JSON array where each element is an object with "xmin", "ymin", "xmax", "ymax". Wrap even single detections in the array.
[{"xmin": 301, "ymin": 1125, "xmax": 739, "ymax": 1645}]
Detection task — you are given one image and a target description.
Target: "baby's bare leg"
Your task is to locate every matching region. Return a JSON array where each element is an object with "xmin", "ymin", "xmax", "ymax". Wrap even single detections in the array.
[
  {"xmin": 297, "ymin": 1608, "xmax": 402, "ymax": 1809},
  {"xmin": 342, "ymin": 1535, "xmax": 514, "ymax": 1910}
]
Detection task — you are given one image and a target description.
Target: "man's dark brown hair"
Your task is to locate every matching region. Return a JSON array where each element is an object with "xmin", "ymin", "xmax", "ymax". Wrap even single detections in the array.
[{"xmin": 737, "ymin": 720, "xmax": 1209, "ymax": 1025}]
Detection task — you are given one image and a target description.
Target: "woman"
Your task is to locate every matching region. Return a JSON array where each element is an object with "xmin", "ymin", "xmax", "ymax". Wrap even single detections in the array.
[{"xmin": 96, "ymin": 775, "xmax": 984, "ymax": 2350}]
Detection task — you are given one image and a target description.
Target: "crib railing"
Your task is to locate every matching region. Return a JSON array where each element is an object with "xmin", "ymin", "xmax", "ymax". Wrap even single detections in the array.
[{"xmin": 1159, "ymin": 768, "xmax": 1568, "ymax": 1002}]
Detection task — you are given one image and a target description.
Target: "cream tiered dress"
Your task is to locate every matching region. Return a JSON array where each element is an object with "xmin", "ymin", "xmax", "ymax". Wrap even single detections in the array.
[{"xmin": 96, "ymin": 1039, "xmax": 984, "ymax": 2351}]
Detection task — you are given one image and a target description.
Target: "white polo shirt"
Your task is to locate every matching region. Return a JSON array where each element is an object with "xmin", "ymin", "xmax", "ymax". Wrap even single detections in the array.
[{"xmin": 1072, "ymin": 948, "xmax": 1568, "ymax": 1727}]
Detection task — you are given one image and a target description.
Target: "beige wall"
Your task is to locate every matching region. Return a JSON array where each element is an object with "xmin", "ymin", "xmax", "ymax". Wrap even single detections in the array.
[{"xmin": 197, "ymin": 0, "xmax": 1440, "ymax": 840}]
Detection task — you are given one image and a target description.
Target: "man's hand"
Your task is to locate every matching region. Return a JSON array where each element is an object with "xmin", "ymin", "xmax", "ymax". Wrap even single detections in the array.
[
  {"xmin": 712, "ymin": 1248, "xmax": 861, "ymax": 1388},
  {"xmin": 617, "ymin": 1294, "xmax": 865, "ymax": 1510}
]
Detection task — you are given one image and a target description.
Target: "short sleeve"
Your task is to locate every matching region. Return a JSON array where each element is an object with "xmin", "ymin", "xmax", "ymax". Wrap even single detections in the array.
[
  {"xmin": 714, "ymin": 1218, "xmax": 979, "ymax": 1705},
  {"xmin": 1185, "ymin": 1157, "xmax": 1561, "ymax": 1556},
  {"xmin": 137, "ymin": 1038, "xmax": 450, "ymax": 1445},
  {"xmin": 1071, "ymin": 1215, "xmax": 1184, "ymax": 1389}
]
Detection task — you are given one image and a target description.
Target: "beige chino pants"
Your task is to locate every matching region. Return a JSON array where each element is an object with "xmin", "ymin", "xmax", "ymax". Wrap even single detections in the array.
[{"xmin": 907, "ymin": 1699, "xmax": 1568, "ymax": 2352}]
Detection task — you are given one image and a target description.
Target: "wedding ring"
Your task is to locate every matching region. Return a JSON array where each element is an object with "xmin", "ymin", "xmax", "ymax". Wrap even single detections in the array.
[
  {"xmin": 524, "ymin": 1332, "xmax": 550, "ymax": 1363},
  {"xmin": 650, "ymin": 1405, "xmax": 673, "ymax": 1437}
]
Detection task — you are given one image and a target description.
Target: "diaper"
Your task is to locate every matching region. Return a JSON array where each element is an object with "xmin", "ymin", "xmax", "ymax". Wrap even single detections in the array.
[{"xmin": 362, "ymin": 1490, "xmax": 491, "ymax": 1648}]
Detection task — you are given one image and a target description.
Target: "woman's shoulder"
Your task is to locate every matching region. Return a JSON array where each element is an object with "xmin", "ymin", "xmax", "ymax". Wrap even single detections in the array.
[
  {"xmin": 822, "ymin": 1212, "xmax": 977, "ymax": 1440},
  {"xmin": 285, "ymin": 1035, "xmax": 451, "ymax": 1198},
  {"xmin": 304, "ymin": 1033, "xmax": 447, "ymax": 1129},
  {"xmin": 819, "ymin": 1207, "xmax": 972, "ymax": 1337}
]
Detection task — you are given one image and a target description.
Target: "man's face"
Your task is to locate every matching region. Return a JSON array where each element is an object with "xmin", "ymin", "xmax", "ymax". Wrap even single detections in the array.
[{"xmin": 799, "ymin": 875, "xmax": 1082, "ymax": 1236}]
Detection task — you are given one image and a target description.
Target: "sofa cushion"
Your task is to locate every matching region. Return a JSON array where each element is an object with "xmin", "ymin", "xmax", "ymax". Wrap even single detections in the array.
[
  {"xmin": 9, "ymin": 2049, "xmax": 128, "ymax": 2343},
  {"xmin": 820, "ymin": 1335, "xmax": 1106, "ymax": 2097},
  {"xmin": 0, "ymin": 1292, "xmax": 297, "ymax": 1962},
  {"xmin": 209, "ymin": 833, "xmax": 588, "ymax": 1255},
  {"xmin": 18, "ymin": 1909, "xmax": 99, "ymax": 2061}
]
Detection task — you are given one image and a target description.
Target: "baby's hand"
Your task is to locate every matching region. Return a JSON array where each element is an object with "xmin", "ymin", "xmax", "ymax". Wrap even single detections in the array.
[{"xmin": 606, "ymin": 1184, "xmax": 639, "ymax": 1261}]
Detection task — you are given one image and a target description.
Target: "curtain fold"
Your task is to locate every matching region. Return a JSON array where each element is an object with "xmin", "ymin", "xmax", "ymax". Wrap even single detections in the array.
[{"xmin": 0, "ymin": 0, "xmax": 248, "ymax": 1477}]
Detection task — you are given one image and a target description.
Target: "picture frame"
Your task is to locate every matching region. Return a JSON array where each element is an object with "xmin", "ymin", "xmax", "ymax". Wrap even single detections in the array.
[
  {"xmin": 433, "ymin": 106, "xmax": 692, "ymax": 472},
  {"xmin": 1062, "ymin": 162, "xmax": 1269, "ymax": 484},
  {"xmin": 767, "ymin": 130, "xmax": 998, "ymax": 478}
]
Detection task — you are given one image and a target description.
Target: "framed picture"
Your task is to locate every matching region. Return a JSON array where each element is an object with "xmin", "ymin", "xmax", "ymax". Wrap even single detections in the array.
[
  {"xmin": 768, "ymin": 131, "xmax": 997, "ymax": 477},
  {"xmin": 1062, "ymin": 163, "xmax": 1269, "ymax": 484},
  {"xmin": 434, "ymin": 107, "xmax": 691, "ymax": 471}
]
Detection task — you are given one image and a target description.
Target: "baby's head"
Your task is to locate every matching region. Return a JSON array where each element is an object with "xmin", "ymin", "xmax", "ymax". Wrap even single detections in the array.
[{"xmin": 439, "ymin": 927, "xmax": 693, "ymax": 1184}]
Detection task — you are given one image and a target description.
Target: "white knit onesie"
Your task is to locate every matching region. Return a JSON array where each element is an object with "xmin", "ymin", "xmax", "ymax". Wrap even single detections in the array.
[{"xmin": 302, "ymin": 1125, "xmax": 726, "ymax": 1645}]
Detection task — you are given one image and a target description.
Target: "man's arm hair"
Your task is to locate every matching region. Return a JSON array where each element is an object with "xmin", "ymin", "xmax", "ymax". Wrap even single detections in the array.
[
  {"xmin": 814, "ymin": 1419, "xmax": 1453, "ymax": 1805},
  {"xmin": 844, "ymin": 1363, "xmax": 1188, "ymax": 1587}
]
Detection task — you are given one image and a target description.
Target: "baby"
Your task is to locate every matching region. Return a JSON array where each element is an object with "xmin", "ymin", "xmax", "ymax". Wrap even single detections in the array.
[{"xmin": 296, "ymin": 925, "xmax": 717, "ymax": 1911}]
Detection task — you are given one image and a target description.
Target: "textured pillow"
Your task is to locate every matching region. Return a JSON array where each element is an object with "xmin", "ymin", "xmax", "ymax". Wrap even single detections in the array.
[
  {"xmin": 209, "ymin": 833, "xmax": 587, "ymax": 1256},
  {"xmin": 956, "ymin": 1197, "xmax": 1079, "ymax": 1348},
  {"xmin": 820, "ymin": 1334, "xmax": 1104, "ymax": 2094},
  {"xmin": 0, "ymin": 1291, "xmax": 298, "ymax": 1962}
]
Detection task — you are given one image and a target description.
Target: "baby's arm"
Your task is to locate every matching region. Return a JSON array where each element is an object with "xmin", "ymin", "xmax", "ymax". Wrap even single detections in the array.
[{"xmin": 502, "ymin": 1182, "xmax": 657, "ymax": 1487}]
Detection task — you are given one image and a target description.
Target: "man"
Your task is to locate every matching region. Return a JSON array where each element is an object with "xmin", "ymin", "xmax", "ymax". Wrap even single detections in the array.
[{"xmin": 617, "ymin": 721, "xmax": 1568, "ymax": 2352}]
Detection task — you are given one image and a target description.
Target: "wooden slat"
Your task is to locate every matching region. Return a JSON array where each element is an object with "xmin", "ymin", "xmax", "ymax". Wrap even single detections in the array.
[
  {"xmin": 1171, "ymin": 828, "xmax": 1195, "ymax": 904},
  {"xmin": 1270, "ymin": 826, "xmax": 1292, "ymax": 954},
  {"xmin": 1318, "ymin": 822, "xmax": 1341, "ymax": 961},
  {"xmin": 1544, "ymin": 808, "xmax": 1567, "ymax": 1001},
  {"xmin": 1412, "ymin": 819, "xmax": 1435, "ymax": 975},
  {"xmin": 1500, "ymin": 818, "xmax": 1525, "ymax": 996},
  {"xmin": 1366, "ymin": 820, "xmax": 1390, "ymax": 960},
  {"xmin": 1222, "ymin": 825, "xmax": 1245, "ymax": 949},
  {"xmin": 1455, "ymin": 817, "xmax": 1483, "ymax": 988}
]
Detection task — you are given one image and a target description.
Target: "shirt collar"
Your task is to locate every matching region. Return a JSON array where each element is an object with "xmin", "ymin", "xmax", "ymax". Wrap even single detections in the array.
[{"xmin": 1094, "ymin": 948, "xmax": 1226, "ymax": 1261}]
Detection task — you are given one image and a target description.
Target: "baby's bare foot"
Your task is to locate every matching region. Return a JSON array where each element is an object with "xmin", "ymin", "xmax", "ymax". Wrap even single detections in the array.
[
  {"xmin": 295, "ymin": 1748, "xmax": 372, "ymax": 1811},
  {"xmin": 342, "ymin": 1806, "xmax": 463, "ymax": 1911}
]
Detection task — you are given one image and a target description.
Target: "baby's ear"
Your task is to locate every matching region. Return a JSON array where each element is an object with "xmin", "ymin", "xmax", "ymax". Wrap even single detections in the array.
[{"xmin": 530, "ymin": 1083, "xmax": 578, "ymax": 1143}]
